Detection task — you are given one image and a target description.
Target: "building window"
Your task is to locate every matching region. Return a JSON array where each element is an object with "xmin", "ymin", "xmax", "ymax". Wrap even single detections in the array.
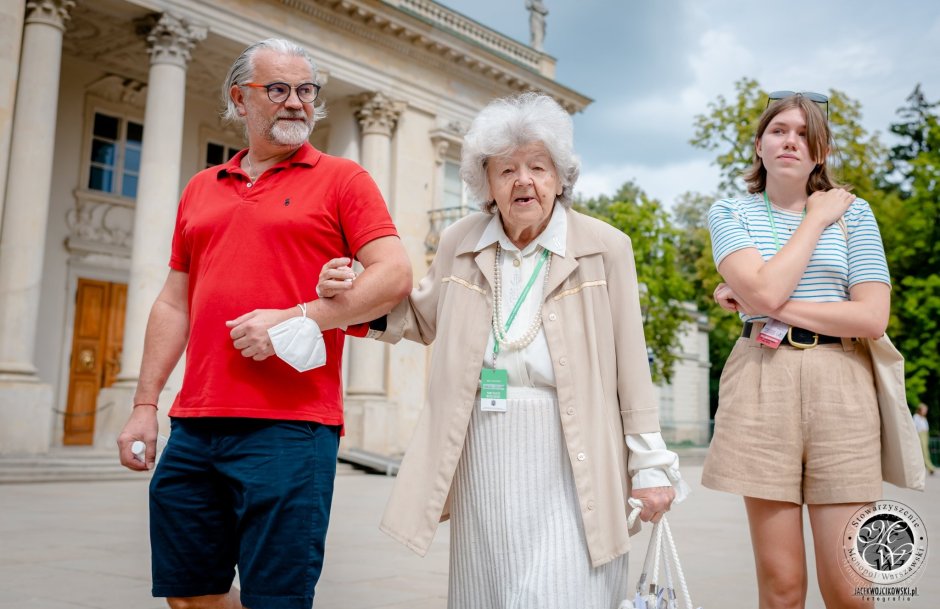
[
  {"xmin": 205, "ymin": 141, "xmax": 240, "ymax": 168},
  {"xmin": 87, "ymin": 112, "xmax": 143, "ymax": 199},
  {"xmin": 442, "ymin": 160, "xmax": 465, "ymax": 208}
]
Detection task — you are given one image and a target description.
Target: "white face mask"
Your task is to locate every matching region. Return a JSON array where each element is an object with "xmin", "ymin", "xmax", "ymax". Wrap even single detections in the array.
[{"xmin": 267, "ymin": 303, "xmax": 327, "ymax": 372}]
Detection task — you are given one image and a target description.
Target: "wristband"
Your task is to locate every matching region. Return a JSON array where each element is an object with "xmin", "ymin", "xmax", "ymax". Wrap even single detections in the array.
[{"xmin": 133, "ymin": 402, "xmax": 158, "ymax": 410}]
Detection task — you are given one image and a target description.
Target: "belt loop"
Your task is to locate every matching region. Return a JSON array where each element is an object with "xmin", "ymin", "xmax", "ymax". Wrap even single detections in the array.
[
  {"xmin": 840, "ymin": 336, "xmax": 854, "ymax": 351},
  {"xmin": 749, "ymin": 322, "xmax": 764, "ymax": 343}
]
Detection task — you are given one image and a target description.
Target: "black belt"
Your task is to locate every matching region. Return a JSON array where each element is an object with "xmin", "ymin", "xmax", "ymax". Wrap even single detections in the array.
[{"xmin": 742, "ymin": 322, "xmax": 842, "ymax": 348}]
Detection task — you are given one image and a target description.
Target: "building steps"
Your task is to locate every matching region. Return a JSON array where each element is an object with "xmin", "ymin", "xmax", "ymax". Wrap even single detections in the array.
[{"xmin": 0, "ymin": 448, "xmax": 367, "ymax": 483}]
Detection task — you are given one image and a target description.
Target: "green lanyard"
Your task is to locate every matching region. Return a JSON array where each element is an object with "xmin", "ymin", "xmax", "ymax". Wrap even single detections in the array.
[
  {"xmin": 763, "ymin": 191, "xmax": 805, "ymax": 252},
  {"xmin": 492, "ymin": 247, "xmax": 550, "ymax": 358}
]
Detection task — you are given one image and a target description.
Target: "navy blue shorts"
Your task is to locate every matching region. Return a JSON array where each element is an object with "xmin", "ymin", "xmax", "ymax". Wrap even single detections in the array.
[{"xmin": 149, "ymin": 417, "xmax": 339, "ymax": 609}]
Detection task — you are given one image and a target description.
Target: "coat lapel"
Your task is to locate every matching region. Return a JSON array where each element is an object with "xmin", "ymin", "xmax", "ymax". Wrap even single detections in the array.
[{"xmin": 544, "ymin": 208, "xmax": 608, "ymax": 300}]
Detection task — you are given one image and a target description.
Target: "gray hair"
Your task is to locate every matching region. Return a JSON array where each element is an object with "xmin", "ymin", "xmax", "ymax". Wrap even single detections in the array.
[
  {"xmin": 460, "ymin": 92, "xmax": 580, "ymax": 212},
  {"xmin": 221, "ymin": 38, "xmax": 327, "ymax": 124}
]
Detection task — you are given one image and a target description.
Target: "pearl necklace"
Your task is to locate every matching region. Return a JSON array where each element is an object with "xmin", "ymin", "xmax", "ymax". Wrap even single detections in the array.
[{"xmin": 491, "ymin": 242, "xmax": 551, "ymax": 355}]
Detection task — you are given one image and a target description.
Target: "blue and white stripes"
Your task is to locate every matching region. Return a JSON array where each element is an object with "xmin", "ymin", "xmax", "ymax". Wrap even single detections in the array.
[{"xmin": 708, "ymin": 193, "xmax": 891, "ymax": 322}]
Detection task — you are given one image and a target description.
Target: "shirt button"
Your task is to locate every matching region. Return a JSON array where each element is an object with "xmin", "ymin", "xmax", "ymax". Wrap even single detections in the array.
[
  {"xmin": 548, "ymin": 313, "xmax": 557, "ymax": 321},
  {"xmin": 513, "ymin": 258, "xmax": 521, "ymax": 267},
  {"xmin": 566, "ymin": 407, "xmax": 575, "ymax": 415},
  {"xmin": 577, "ymin": 452, "xmax": 586, "ymax": 461},
  {"xmin": 559, "ymin": 357, "xmax": 567, "ymax": 366},
  {"xmin": 246, "ymin": 182, "xmax": 253, "ymax": 188},
  {"xmin": 587, "ymin": 500, "xmax": 595, "ymax": 510}
]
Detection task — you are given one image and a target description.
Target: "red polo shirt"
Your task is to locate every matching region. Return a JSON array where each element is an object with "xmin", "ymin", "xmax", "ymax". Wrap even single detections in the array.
[{"xmin": 167, "ymin": 143, "xmax": 397, "ymax": 425}]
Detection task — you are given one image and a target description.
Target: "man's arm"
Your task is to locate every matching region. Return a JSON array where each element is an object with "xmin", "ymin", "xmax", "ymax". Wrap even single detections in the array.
[
  {"xmin": 117, "ymin": 269, "xmax": 190, "ymax": 470},
  {"xmin": 227, "ymin": 235, "xmax": 413, "ymax": 360}
]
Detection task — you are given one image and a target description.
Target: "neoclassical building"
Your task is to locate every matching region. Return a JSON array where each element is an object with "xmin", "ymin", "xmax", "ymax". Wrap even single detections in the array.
[{"xmin": 0, "ymin": 0, "xmax": 709, "ymax": 465}]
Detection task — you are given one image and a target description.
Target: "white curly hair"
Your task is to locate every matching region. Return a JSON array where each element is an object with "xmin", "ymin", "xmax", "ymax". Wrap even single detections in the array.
[{"xmin": 460, "ymin": 92, "xmax": 580, "ymax": 213}]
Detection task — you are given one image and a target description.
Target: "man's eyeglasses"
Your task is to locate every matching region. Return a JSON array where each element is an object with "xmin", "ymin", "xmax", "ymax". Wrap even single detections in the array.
[
  {"xmin": 767, "ymin": 90, "xmax": 829, "ymax": 120},
  {"xmin": 239, "ymin": 82, "xmax": 320, "ymax": 104}
]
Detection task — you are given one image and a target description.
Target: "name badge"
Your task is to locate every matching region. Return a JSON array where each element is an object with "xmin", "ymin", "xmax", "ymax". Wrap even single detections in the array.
[
  {"xmin": 480, "ymin": 368, "xmax": 508, "ymax": 412},
  {"xmin": 757, "ymin": 318, "xmax": 789, "ymax": 349}
]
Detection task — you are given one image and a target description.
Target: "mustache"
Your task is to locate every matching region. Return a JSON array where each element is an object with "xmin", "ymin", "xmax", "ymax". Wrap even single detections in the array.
[{"xmin": 276, "ymin": 112, "xmax": 308, "ymax": 121}]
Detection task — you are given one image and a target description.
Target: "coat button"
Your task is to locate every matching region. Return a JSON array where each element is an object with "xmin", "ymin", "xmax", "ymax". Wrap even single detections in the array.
[
  {"xmin": 577, "ymin": 452, "xmax": 586, "ymax": 461},
  {"xmin": 559, "ymin": 357, "xmax": 567, "ymax": 366},
  {"xmin": 548, "ymin": 313, "xmax": 557, "ymax": 321},
  {"xmin": 246, "ymin": 182, "xmax": 253, "ymax": 188},
  {"xmin": 566, "ymin": 407, "xmax": 575, "ymax": 415}
]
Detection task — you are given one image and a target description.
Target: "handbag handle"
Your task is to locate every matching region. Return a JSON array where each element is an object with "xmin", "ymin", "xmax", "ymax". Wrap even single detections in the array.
[{"xmin": 627, "ymin": 498, "xmax": 698, "ymax": 609}]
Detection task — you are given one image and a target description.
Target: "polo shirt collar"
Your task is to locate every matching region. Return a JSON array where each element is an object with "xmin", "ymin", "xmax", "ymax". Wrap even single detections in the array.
[
  {"xmin": 217, "ymin": 142, "xmax": 321, "ymax": 179},
  {"xmin": 474, "ymin": 201, "xmax": 567, "ymax": 258}
]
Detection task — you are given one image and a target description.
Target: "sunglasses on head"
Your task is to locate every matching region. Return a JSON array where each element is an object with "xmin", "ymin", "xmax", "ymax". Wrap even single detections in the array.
[{"xmin": 766, "ymin": 90, "xmax": 829, "ymax": 120}]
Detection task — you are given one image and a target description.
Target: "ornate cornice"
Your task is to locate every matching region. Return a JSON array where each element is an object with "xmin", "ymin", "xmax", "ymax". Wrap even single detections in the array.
[
  {"xmin": 25, "ymin": 0, "xmax": 75, "ymax": 31},
  {"xmin": 85, "ymin": 75, "xmax": 148, "ymax": 109},
  {"xmin": 280, "ymin": 0, "xmax": 590, "ymax": 114},
  {"xmin": 429, "ymin": 121, "xmax": 465, "ymax": 164},
  {"xmin": 353, "ymin": 92, "xmax": 406, "ymax": 137},
  {"xmin": 137, "ymin": 12, "xmax": 207, "ymax": 69}
]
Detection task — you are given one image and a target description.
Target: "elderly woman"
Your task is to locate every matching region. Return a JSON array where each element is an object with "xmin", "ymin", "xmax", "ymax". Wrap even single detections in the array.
[{"xmin": 320, "ymin": 93, "xmax": 688, "ymax": 608}]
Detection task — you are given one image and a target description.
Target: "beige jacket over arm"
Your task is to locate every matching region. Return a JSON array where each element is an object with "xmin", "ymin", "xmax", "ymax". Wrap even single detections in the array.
[{"xmin": 376, "ymin": 207, "xmax": 660, "ymax": 567}]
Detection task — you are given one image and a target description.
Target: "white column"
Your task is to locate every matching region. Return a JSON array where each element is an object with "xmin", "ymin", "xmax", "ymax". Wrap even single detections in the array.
[
  {"xmin": 94, "ymin": 14, "xmax": 204, "ymax": 449},
  {"xmin": 0, "ymin": 0, "xmax": 74, "ymax": 379},
  {"xmin": 347, "ymin": 92, "xmax": 404, "ymax": 398},
  {"xmin": 0, "ymin": 0, "xmax": 27, "ymax": 234},
  {"xmin": 114, "ymin": 13, "xmax": 205, "ymax": 388},
  {"xmin": 0, "ymin": 0, "xmax": 73, "ymax": 454}
]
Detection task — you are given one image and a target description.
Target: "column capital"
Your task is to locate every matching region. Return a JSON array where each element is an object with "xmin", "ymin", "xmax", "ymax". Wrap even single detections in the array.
[
  {"xmin": 138, "ymin": 12, "xmax": 207, "ymax": 69},
  {"xmin": 25, "ymin": 0, "xmax": 74, "ymax": 31},
  {"xmin": 353, "ymin": 92, "xmax": 406, "ymax": 137}
]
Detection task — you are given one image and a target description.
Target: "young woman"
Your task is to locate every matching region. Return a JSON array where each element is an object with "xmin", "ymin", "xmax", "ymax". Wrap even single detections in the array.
[{"xmin": 703, "ymin": 92, "xmax": 891, "ymax": 609}]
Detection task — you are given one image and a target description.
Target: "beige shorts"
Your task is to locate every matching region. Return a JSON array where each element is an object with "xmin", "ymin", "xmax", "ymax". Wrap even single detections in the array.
[{"xmin": 702, "ymin": 333, "xmax": 882, "ymax": 505}]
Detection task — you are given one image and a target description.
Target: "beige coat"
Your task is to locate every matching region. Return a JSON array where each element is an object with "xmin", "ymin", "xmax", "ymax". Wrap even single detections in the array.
[{"xmin": 377, "ymin": 207, "xmax": 661, "ymax": 567}]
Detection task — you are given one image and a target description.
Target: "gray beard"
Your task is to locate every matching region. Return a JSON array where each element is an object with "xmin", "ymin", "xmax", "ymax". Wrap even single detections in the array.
[{"xmin": 267, "ymin": 118, "xmax": 312, "ymax": 146}]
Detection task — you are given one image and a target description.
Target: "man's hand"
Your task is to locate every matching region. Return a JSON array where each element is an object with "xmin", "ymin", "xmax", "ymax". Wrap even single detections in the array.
[
  {"xmin": 117, "ymin": 405, "xmax": 159, "ymax": 471},
  {"xmin": 630, "ymin": 486, "xmax": 677, "ymax": 524},
  {"xmin": 226, "ymin": 308, "xmax": 296, "ymax": 360},
  {"xmin": 317, "ymin": 257, "xmax": 356, "ymax": 299}
]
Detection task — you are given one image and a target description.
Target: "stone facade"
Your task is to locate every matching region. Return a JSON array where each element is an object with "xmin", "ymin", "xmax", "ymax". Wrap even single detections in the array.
[{"xmin": 0, "ymin": 0, "xmax": 708, "ymax": 460}]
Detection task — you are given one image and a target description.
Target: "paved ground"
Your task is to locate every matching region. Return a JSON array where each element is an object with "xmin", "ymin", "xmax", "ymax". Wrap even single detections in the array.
[{"xmin": 1, "ymin": 463, "xmax": 938, "ymax": 608}]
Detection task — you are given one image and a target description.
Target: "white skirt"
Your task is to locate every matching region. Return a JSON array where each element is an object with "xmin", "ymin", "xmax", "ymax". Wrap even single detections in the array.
[{"xmin": 448, "ymin": 387, "xmax": 628, "ymax": 609}]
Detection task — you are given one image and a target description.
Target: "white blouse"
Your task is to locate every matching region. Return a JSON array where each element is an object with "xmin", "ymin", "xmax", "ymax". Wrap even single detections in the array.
[{"xmin": 476, "ymin": 205, "xmax": 689, "ymax": 500}]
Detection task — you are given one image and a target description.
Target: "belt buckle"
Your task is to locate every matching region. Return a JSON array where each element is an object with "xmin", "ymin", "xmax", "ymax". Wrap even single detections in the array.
[{"xmin": 787, "ymin": 326, "xmax": 818, "ymax": 349}]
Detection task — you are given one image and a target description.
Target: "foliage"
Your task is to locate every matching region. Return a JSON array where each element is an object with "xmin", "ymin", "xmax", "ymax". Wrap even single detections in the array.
[
  {"xmin": 672, "ymin": 192, "xmax": 737, "ymax": 412},
  {"xmin": 575, "ymin": 182, "xmax": 693, "ymax": 383},
  {"xmin": 884, "ymin": 86, "xmax": 940, "ymax": 416}
]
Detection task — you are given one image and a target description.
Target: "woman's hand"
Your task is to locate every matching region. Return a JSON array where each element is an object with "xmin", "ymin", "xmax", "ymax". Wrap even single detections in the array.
[
  {"xmin": 317, "ymin": 257, "xmax": 356, "ymax": 299},
  {"xmin": 713, "ymin": 282, "xmax": 740, "ymax": 312},
  {"xmin": 630, "ymin": 486, "xmax": 676, "ymax": 523},
  {"xmin": 805, "ymin": 188, "xmax": 855, "ymax": 227}
]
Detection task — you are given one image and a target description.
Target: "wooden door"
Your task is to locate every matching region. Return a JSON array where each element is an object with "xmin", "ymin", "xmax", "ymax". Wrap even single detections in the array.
[{"xmin": 63, "ymin": 279, "xmax": 127, "ymax": 445}]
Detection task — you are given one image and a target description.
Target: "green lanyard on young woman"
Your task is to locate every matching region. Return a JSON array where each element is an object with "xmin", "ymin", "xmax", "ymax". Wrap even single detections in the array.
[{"xmin": 763, "ymin": 191, "xmax": 805, "ymax": 252}]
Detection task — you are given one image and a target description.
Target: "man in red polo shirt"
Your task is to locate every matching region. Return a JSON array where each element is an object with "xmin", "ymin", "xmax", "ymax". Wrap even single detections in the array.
[{"xmin": 116, "ymin": 38, "xmax": 412, "ymax": 609}]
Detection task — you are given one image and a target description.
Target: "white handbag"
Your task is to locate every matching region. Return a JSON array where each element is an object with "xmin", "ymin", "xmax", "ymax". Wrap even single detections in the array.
[
  {"xmin": 858, "ymin": 334, "xmax": 926, "ymax": 491},
  {"xmin": 620, "ymin": 499, "xmax": 701, "ymax": 609}
]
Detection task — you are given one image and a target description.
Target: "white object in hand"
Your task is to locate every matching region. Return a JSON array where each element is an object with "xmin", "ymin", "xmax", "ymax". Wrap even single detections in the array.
[{"xmin": 131, "ymin": 440, "xmax": 146, "ymax": 462}]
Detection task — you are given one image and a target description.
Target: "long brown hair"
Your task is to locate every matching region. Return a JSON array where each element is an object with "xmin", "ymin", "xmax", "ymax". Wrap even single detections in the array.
[{"xmin": 743, "ymin": 94, "xmax": 848, "ymax": 195}]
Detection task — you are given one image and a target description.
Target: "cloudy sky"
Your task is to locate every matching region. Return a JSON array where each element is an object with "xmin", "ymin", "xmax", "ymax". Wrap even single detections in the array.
[{"xmin": 444, "ymin": 0, "xmax": 940, "ymax": 207}]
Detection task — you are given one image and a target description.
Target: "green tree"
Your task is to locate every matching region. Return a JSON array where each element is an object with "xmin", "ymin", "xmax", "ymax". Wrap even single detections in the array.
[
  {"xmin": 885, "ymin": 86, "xmax": 940, "ymax": 415},
  {"xmin": 672, "ymin": 191, "xmax": 737, "ymax": 413},
  {"xmin": 575, "ymin": 182, "xmax": 692, "ymax": 383}
]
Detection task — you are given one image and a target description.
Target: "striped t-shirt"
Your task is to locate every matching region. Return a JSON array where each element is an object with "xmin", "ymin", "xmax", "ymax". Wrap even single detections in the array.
[{"xmin": 708, "ymin": 193, "xmax": 891, "ymax": 322}]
